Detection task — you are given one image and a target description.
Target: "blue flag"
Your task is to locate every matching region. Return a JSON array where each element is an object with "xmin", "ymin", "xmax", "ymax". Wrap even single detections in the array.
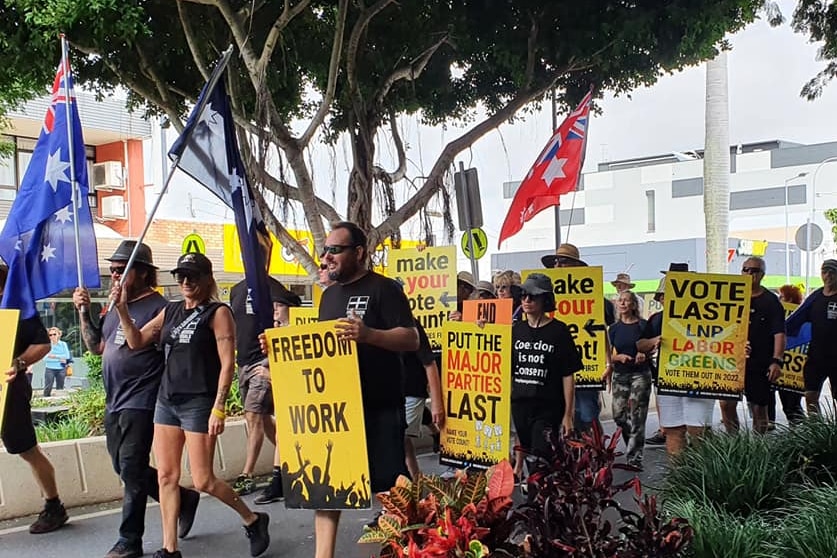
[
  {"xmin": 0, "ymin": 58, "xmax": 100, "ymax": 318},
  {"xmin": 169, "ymin": 55, "xmax": 275, "ymax": 332}
]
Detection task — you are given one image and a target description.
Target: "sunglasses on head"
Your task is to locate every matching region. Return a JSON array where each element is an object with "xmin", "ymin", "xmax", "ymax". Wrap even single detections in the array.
[
  {"xmin": 174, "ymin": 271, "xmax": 201, "ymax": 284},
  {"xmin": 110, "ymin": 266, "xmax": 126, "ymax": 275},
  {"xmin": 320, "ymin": 244, "xmax": 356, "ymax": 257},
  {"xmin": 741, "ymin": 266, "xmax": 763, "ymax": 274}
]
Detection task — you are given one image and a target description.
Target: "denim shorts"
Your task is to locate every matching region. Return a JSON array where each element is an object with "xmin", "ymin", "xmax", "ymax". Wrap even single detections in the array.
[{"xmin": 154, "ymin": 395, "xmax": 214, "ymax": 434}]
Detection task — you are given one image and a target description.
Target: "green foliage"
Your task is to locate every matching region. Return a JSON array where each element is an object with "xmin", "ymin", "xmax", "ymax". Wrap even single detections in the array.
[
  {"xmin": 666, "ymin": 500, "xmax": 774, "ymax": 558},
  {"xmin": 65, "ymin": 383, "xmax": 106, "ymax": 436},
  {"xmin": 35, "ymin": 416, "xmax": 90, "ymax": 443},
  {"xmin": 82, "ymin": 351, "xmax": 103, "ymax": 385},
  {"xmin": 824, "ymin": 208, "xmax": 837, "ymax": 244},
  {"xmin": 226, "ymin": 371, "xmax": 243, "ymax": 417},
  {"xmin": 782, "ymin": 414, "xmax": 837, "ymax": 484},
  {"xmin": 30, "ymin": 396, "xmax": 51, "ymax": 408},
  {"xmin": 765, "ymin": 485, "xmax": 837, "ymax": 558}
]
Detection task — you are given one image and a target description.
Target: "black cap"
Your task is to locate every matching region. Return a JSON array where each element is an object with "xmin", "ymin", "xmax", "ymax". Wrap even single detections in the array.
[
  {"xmin": 107, "ymin": 240, "xmax": 157, "ymax": 269},
  {"xmin": 660, "ymin": 262, "xmax": 689, "ymax": 274},
  {"xmin": 822, "ymin": 259, "xmax": 837, "ymax": 273},
  {"xmin": 171, "ymin": 253, "xmax": 212, "ymax": 276}
]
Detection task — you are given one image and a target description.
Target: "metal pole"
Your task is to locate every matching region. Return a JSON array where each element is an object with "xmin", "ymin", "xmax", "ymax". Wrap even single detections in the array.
[
  {"xmin": 60, "ymin": 36, "xmax": 84, "ymax": 291},
  {"xmin": 785, "ymin": 177, "xmax": 790, "ymax": 284},
  {"xmin": 459, "ymin": 162, "xmax": 479, "ymax": 284},
  {"xmin": 552, "ymin": 90, "xmax": 561, "ymax": 247},
  {"xmin": 808, "ymin": 157, "xmax": 837, "ymax": 293}
]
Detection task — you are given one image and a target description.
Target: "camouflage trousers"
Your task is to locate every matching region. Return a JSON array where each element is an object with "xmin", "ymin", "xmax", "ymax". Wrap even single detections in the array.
[{"xmin": 611, "ymin": 369, "xmax": 653, "ymax": 466}]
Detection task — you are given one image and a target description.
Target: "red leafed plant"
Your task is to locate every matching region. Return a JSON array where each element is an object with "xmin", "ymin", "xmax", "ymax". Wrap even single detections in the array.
[{"xmin": 359, "ymin": 460, "xmax": 515, "ymax": 557}]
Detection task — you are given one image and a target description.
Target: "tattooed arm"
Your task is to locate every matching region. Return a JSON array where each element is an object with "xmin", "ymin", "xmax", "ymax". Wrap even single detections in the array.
[
  {"xmin": 73, "ymin": 287, "xmax": 104, "ymax": 354},
  {"xmin": 211, "ymin": 306, "xmax": 237, "ymax": 419}
]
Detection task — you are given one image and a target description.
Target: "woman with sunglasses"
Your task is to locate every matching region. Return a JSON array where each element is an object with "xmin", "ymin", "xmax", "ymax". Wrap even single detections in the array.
[
  {"xmin": 116, "ymin": 253, "xmax": 270, "ymax": 558},
  {"xmin": 43, "ymin": 327, "xmax": 71, "ymax": 397},
  {"xmin": 511, "ymin": 273, "xmax": 582, "ymax": 481}
]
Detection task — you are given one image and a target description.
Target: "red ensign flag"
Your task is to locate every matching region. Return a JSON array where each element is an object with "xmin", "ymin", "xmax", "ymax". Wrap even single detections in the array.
[{"xmin": 498, "ymin": 91, "xmax": 592, "ymax": 246}]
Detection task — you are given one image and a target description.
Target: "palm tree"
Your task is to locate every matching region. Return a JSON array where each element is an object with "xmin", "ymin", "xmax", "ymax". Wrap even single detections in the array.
[{"xmin": 703, "ymin": 52, "xmax": 730, "ymax": 274}]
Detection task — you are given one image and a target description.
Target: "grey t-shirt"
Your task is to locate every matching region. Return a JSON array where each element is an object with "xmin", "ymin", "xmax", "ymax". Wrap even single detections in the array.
[{"xmin": 102, "ymin": 292, "xmax": 167, "ymax": 412}]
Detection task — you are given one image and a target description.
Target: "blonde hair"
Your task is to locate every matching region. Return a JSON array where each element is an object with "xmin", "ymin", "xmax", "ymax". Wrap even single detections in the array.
[{"xmin": 48, "ymin": 327, "xmax": 62, "ymax": 337}]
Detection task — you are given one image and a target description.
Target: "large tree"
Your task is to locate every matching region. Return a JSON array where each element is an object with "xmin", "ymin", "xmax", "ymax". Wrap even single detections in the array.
[{"xmin": 1, "ymin": 0, "xmax": 767, "ymax": 271}]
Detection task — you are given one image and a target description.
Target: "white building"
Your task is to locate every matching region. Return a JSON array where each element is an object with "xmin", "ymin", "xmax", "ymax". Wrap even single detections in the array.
[{"xmin": 493, "ymin": 139, "xmax": 837, "ymax": 291}]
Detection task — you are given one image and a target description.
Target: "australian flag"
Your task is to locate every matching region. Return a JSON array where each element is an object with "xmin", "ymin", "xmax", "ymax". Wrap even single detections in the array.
[
  {"xmin": 0, "ymin": 56, "xmax": 100, "ymax": 318},
  {"xmin": 169, "ymin": 52, "xmax": 274, "ymax": 332}
]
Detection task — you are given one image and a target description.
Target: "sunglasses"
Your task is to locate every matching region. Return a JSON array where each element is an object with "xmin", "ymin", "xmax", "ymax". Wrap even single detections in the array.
[
  {"xmin": 320, "ymin": 244, "xmax": 356, "ymax": 257},
  {"xmin": 174, "ymin": 271, "xmax": 201, "ymax": 284},
  {"xmin": 554, "ymin": 257, "xmax": 576, "ymax": 267},
  {"xmin": 741, "ymin": 267, "xmax": 763, "ymax": 274},
  {"xmin": 521, "ymin": 292, "xmax": 544, "ymax": 301},
  {"xmin": 495, "ymin": 284, "xmax": 510, "ymax": 291},
  {"xmin": 110, "ymin": 266, "xmax": 126, "ymax": 275},
  {"xmin": 49, "ymin": 333, "xmax": 58, "ymax": 337}
]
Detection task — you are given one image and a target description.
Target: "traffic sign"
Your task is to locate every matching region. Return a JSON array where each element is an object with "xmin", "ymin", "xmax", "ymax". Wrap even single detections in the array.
[
  {"xmin": 182, "ymin": 233, "xmax": 206, "ymax": 255},
  {"xmin": 795, "ymin": 223, "xmax": 823, "ymax": 251},
  {"xmin": 461, "ymin": 228, "xmax": 487, "ymax": 260}
]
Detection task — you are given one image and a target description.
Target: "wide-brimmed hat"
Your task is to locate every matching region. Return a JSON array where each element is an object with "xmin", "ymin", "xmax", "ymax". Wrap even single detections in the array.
[
  {"xmin": 171, "ymin": 252, "xmax": 212, "ymax": 276},
  {"xmin": 822, "ymin": 259, "xmax": 837, "ymax": 273},
  {"xmin": 541, "ymin": 243, "xmax": 586, "ymax": 268},
  {"xmin": 660, "ymin": 262, "xmax": 689, "ymax": 274},
  {"xmin": 654, "ymin": 277, "xmax": 667, "ymax": 302},
  {"xmin": 107, "ymin": 240, "xmax": 157, "ymax": 269},
  {"xmin": 521, "ymin": 273, "xmax": 556, "ymax": 312},
  {"xmin": 457, "ymin": 271, "xmax": 477, "ymax": 290},
  {"xmin": 611, "ymin": 272, "xmax": 635, "ymax": 289},
  {"xmin": 476, "ymin": 280, "xmax": 496, "ymax": 297}
]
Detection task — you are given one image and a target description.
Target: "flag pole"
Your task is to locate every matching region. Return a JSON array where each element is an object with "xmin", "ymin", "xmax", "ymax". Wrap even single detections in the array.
[
  {"xmin": 60, "ymin": 35, "xmax": 85, "ymax": 290},
  {"xmin": 551, "ymin": 90, "xmax": 561, "ymax": 248},
  {"xmin": 107, "ymin": 44, "xmax": 234, "ymax": 313}
]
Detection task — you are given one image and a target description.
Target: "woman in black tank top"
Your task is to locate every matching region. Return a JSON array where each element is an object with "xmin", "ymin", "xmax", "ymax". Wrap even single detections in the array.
[{"xmin": 116, "ymin": 253, "xmax": 270, "ymax": 558}]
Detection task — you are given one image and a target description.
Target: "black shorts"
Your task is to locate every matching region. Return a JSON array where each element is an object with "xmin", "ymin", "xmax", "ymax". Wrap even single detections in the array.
[
  {"xmin": 364, "ymin": 405, "xmax": 408, "ymax": 493},
  {"xmin": 1, "ymin": 372, "xmax": 37, "ymax": 455},
  {"xmin": 803, "ymin": 360, "xmax": 837, "ymax": 396},
  {"xmin": 745, "ymin": 365, "xmax": 772, "ymax": 407},
  {"xmin": 511, "ymin": 398, "xmax": 563, "ymax": 455}
]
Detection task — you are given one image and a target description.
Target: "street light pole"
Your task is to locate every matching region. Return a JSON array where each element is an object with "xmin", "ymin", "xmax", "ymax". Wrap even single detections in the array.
[
  {"xmin": 807, "ymin": 157, "xmax": 837, "ymax": 293},
  {"xmin": 785, "ymin": 172, "xmax": 808, "ymax": 284}
]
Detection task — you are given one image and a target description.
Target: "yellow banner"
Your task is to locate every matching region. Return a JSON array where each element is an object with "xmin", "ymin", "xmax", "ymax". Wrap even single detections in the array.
[
  {"xmin": 777, "ymin": 302, "xmax": 806, "ymax": 394},
  {"xmin": 386, "ymin": 246, "xmax": 456, "ymax": 351},
  {"xmin": 0, "ymin": 309, "xmax": 20, "ymax": 430},
  {"xmin": 523, "ymin": 267, "xmax": 608, "ymax": 389},
  {"xmin": 370, "ymin": 238, "xmax": 424, "ymax": 274},
  {"xmin": 657, "ymin": 272, "xmax": 752, "ymax": 400},
  {"xmin": 265, "ymin": 321, "xmax": 370, "ymax": 510},
  {"xmin": 289, "ymin": 307, "xmax": 319, "ymax": 326},
  {"xmin": 223, "ymin": 225, "xmax": 314, "ymax": 276},
  {"xmin": 440, "ymin": 321, "xmax": 511, "ymax": 470}
]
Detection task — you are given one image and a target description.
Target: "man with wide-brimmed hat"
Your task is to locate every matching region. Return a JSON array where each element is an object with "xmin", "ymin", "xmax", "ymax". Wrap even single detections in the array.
[
  {"xmin": 449, "ymin": 271, "xmax": 477, "ymax": 321},
  {"xmin": 74, "ymin": 240, "xmax": 200, "ymax": 558}
]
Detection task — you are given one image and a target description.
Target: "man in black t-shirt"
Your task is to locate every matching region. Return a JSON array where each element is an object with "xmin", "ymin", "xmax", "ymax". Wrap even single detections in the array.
[
  {"xmin": 0, "ymin": 264, "xmax": 67, "ymax": 535},
  {"xmin": 316, "ymin": 222, "xmax": 419, "ymax": 558},
  {"xmin": 230, "ymin": 275, "xmax": 301, "ymax": 501},
  {"xmin": 719, "ymin": 257, "xmax": 785, "ymax": 433},
  {"xmin": 787, "ymin": 258, "xmax": 837, "ymax": 413}
]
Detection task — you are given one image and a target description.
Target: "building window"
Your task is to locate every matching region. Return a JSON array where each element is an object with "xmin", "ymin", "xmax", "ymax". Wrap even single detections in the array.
[
  {"xmin": 0, "ymin": 144, "xmax": 15, "ymax": 201},
  {"xmin": 646, "ymin": 190, "xmax": 656, "ymax": 232}
]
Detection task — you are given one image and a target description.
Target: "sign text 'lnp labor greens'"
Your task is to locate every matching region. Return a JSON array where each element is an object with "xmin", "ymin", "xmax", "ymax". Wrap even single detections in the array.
[
  {"xmin": 440, "ymin": 321, "xmax": 511, "ymax": 470},
  {"xmin": 387, "ymin": 246, "xmax": 456, "ymax": 351},
  {"xmin": 266, "ymin": 321, "xmax": 370, "ymax": 510},
  {"xmin": 657, "ymin": 272, "xmax": 751, "ymax": 400}
]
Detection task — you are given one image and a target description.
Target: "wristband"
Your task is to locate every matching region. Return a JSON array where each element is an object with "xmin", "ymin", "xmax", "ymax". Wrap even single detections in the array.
[
  {"xmin": 770, "ymin": 357, "xmax": 784, "ymax": 368},
  {"xmin": 211, "ymin": 407, "xmax": 226, "ymax": 420}
]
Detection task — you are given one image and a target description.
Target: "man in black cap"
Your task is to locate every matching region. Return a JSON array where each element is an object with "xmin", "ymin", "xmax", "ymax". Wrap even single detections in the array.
[
  {"xmin": 786, "ymin": 258, "xmax": 837, "ymax": 414},
  {"xmin": 74, "ymin": 241, "xmax": 200, "ymax": 558}
]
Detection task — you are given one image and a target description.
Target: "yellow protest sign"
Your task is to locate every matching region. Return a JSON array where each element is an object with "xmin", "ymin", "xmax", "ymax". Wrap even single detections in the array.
[
  {"xmin": 370, "ymin": 238, "xmax": 424, "ymax": 275},
  {"xmin": 440, "ymin": 321, "xmax": 511, "ymax": 470},
  {"xmin": 289, "ymin": 307, "xmax": 319, "ymax": 327},
  {"xmin": 0, "ymin": 309, "xmax": 20, "ymax": 429},
  {"xmin": 657, "ymin": 272, "xmax": 752, "ymax": 400},
  {"xmin": 265, "ymin": 321, "xmax": 370, "ymax": 510},
  {"xmin": 523, "ymin": 267, "xmax": 608, "ymax": 389},
  {"xmin": 777, "ymin": 302, "xmax": 806, "ymax": 394},
  {"xmin": 223, "ymin": 225, "xmax": 315, "ymax": 276},
  {"xmin": 387, "ymin": 246, "xmax": 456, "ymax": 351}
]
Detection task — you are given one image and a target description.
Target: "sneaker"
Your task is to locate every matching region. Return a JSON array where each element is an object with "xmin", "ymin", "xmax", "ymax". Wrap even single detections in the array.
[
  {"xmin": 645, "ymin": 430, "xmax": 666, "ymax": 446},
  {"xmin": 178, "ymin": 489, "xmax": 200, "ymax": 539},
  {"xmin": 233, "ymin": 474, "xmax": 256, "ymax": 496},
  {"xmin": 244, "ymin": 512, "xmax": 270, "ymax": 557},
  {"xmin": 29, "ymin": 502, "xmax": 69, "ymax": 534},
  {"xmin": 105, "ymin": 541, "xmax": 143, "ymax": 558},
  {"xmin": 152, "ymin": 549, "xmax": 182, "ymax": 558},
  {"xmin": 254, "ymin": 477, "xmax": 283, "ymax": 505}
]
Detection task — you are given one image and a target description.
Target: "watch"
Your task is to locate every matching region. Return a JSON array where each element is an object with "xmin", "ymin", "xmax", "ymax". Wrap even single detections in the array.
[
  {"xmin": 770, "ymin": 357, "xmax": 784, "ymax": 368},
  {"xmin": 14, "ymin": 357, "xmax": 27, "ymax": 372}
]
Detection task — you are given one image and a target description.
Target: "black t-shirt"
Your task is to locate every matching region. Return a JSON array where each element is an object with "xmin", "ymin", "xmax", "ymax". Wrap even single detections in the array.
[
  {"xmin": 319, "ymin": 271, "xmax": 415, "ymax": 409},
  {"xmin": 14, "ymin": 315, "xmax": 49, "ymax": 358},
  {"xmin": 746, "ymin": 290, "xmax": 785, "ymax": 371},
  {"xmin": 806, "ymin": 290, "xmax": 837, "ymax": 365},
  {"xmin": 640, "ymin": 311, "xmax": 663, "ymax": 376},
  {"xmin": 230, "ymin": 277, "xmax": 301, "ymax": 367},
  {"xmin": 608, "ymin": 320, "xmax": 648, "ymax": 375},
  {"xmin": 511, "ymin": 319, "xmax": 583, "ymax": 408},
  {"xmin": 102, "ymin": 292, "xmax": 167, "ymax": 412},
  {"xmin": 604, "ymin": 298, "xmax": 616, "ymax": 327},
  {"xmin": 159, "ymin": 301, "xmax": 226, "ymax": 400},
  {"xmin": 402, "ymin": 324, "xmax": 437, "ymax": 398}
]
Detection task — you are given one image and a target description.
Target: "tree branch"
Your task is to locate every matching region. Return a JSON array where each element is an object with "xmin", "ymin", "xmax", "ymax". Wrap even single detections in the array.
[
  {"xmin": 373, "ymin": 32, "xmax": 449, "ymax": 108},
  {"xmin": 251, "ymin": 180, "xmax": 319, "ymax": 274},
  {"xmin": 177, "ymin": 0, "xmax": 211, "ymax": 81},
  {"xmin": 299, "ymin": 0, "xmax": 349, "ymax": 147},
  {"xmin": 261, "ymin": 171, "xmax": 343, "ymax": 224},
  {"xmin": 258, "ymin": 0, "xmax": 313, "ymax": 75},
  {"xmin": 524, "ymin": 13, "xmax": 539, "ymax": 88},
  {"xmin": 373, "ymin": 109, "xmax": 406, "ymax": 183},
  {"xmin": 346, "ymin": 0, "xmax": 396, "ymax": 94}
]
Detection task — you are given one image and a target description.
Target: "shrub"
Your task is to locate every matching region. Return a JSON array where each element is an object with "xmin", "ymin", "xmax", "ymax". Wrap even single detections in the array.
[
  {"xmin": 35, "ymin": 417, "xmax": 90, "ymax": 442},
  {"xmin": 226, "ymin": 371, "xmax": 243, "ymax": 417},
  {"xmin": 783, "ymin": 415, "xmax": 837, "ymax": 484},
  {"xmin": 661, "ymin": 430, "xmax": 790, "ymax": 515},
  {"xmin": 765, "ymin": 484, "xmax": 837, "ymax": 558},
  {"xmin": 65, "ymin": 383, "xmax": 106, "ymax": 436},
  {"xmin": 666, "ymin": 500, "xmax": 773, "ymax": 558},
  {"xmin": 82, "ymin": 351, "xmax": 103, "ymax": 385}
]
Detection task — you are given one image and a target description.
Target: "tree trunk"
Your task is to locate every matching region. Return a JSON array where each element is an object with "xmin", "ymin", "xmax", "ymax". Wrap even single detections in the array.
[{"xmin": 703, "ymin": 53, "xmax": 730, "ymax": 274}]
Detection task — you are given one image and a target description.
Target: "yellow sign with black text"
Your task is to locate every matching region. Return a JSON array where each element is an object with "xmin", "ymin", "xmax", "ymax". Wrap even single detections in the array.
[
  {"xmin": 0, "ymin": 310, "xmax": 20, "ymax": 430},
  {"xmin": 265, "ymin": 321, "xmax": 370, "ymax": 510},
  {"xmin": 523, "ymin": 267, "xmax": 608, "ymax": 389},
  {"xmin": 387, "ymin": 246, "xmax": 456, "ymax": 351},
  {"xmin": 289, "ymin": 307, "xmax": 319, "ymax": 327},
  {"xmin": 440, "ymin": 321, "xmax": 511, "ymax": 470},
  {"xmin": 657, "ymin": 272, "xmax": 752, "ymax": 400},
  {"xmin": 777, "ymin": 302, "xmax": 806, "ymax": 394}
]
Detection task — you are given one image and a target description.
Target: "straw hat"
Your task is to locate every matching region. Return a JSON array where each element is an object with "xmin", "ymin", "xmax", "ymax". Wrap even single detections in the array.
[
  {"xmin": 476, "ymin": 280, "xmax": 496, "ymax": 297},
  {"xmin": 611, "ymin": 272, "xmax": 635, "ymax": 290},
  {"xmin": 541, "ymin": 243, "xmax": 586, "ymax": 268},
  {"xmin": 457, "ymin": 271, "xmax": 477, "ymax": 290}
]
